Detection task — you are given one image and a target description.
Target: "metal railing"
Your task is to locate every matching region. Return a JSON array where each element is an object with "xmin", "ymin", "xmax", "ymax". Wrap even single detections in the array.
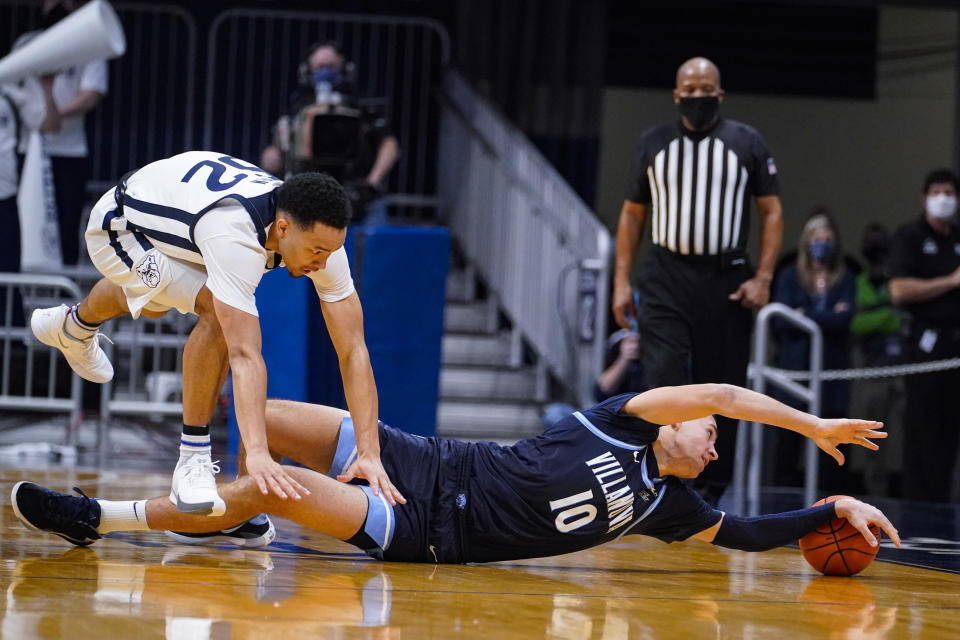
[
  {"xmin": 0, "ymin": 273, "xmax": 83, "ymax": 443},
  {"xmin": 732, "ymin": 302, "xmax": 823, "ymax": 516},
  {"xmin": 437, "ymin": 70, "xmax": 611, "ymax": 406},
  {"xmin": 96, "ymin": 311, "xmax": 196, "ymax": 452}
]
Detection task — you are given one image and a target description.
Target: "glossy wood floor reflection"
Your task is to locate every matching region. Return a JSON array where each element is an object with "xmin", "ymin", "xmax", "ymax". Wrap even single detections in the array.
[{"xmin": 2, "ymin": 467, "xmax": 959, "ymax": 639}]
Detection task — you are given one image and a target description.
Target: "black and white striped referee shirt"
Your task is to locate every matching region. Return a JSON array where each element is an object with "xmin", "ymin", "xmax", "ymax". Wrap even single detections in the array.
[{"xmin": 626, "ymin": 117, "xmax": 780, "ymax": 256}]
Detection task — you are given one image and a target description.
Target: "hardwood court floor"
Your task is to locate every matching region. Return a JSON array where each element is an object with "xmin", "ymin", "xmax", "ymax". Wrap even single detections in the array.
[{"xmin": 1, "ymin": 466, "xmax": 959, "ymax": 639}]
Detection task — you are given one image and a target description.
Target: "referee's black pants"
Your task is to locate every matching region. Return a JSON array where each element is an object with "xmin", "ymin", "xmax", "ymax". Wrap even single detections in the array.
[
  {"xmin": 902, "ymin": 325, "xmax": 960, "ymax": 502},
  {"xmin": 636, "ymin": 246, "xmax": 753, "ymax": 504}
]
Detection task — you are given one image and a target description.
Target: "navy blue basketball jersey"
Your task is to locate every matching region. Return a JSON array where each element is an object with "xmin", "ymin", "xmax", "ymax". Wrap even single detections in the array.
[{"xmin": 462, "ymin": 394, "xmax": 722, "ymax": 563}]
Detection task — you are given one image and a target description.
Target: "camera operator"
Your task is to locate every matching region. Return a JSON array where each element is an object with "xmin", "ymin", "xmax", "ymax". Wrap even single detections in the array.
[{"xmin": 261, "ymin": 42, "xmax": 399, "ymax": 225}]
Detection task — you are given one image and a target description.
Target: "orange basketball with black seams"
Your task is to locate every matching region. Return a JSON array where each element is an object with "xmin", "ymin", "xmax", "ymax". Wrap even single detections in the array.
[{"xmin": 799, "ymin": 495, "xmax": 881, "ymax": 576}]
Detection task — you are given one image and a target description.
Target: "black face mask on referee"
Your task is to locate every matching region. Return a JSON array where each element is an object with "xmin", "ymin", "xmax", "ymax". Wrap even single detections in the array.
[{"xmin": 677, "ymin": 96, "xmax": 720, "ymax": 131}]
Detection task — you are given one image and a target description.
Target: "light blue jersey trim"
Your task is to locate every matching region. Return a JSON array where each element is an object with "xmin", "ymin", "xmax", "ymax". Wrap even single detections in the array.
[
  {"xmin": 614, "ymin": 449, "xmax": 664, "ymax": 539},
  {"xmin": 329, "ymin": 417, "xmax": 359, "ymax": 479},
  {"xmin": 572, "ymin": 411, "xmax": 643, "ymax": 451},
  {"xmin": 639, "ymin": 451, "xmax": 656, "ymax": 493},
  {"xmin": 361, "ymin": 485, "xmax": 395, "ymax": 551},
  {"xmin": 615, "ymin": 484, "xmax": 668, "ymax": 541}
]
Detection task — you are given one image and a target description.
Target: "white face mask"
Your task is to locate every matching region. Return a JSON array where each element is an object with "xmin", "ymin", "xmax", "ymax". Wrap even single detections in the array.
[{"xmin": 926, "ymin": 193, "xmax": 957, "ymax": 219}]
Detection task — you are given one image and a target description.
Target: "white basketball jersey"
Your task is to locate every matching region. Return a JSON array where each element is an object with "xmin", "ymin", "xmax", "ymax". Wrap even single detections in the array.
[{"xmin": 117, "ymin": 151, "xmax": 282, "ymax": 264}]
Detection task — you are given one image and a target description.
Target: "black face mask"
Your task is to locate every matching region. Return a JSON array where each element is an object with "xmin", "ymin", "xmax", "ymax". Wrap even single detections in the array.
[
  {"xmin": 40, "ymin": 4, "xmax": 71, "ymax": 30},
  {"xmin": 678, "ymin": 96, "xmax": 720, "ymax": 131}
]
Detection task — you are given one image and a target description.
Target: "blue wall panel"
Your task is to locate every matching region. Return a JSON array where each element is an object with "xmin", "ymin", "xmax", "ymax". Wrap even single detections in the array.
[
  {"xmin": 229, "ymin": 225, "xmax": 449, "ymax": 456},
  {"xmin": 358, "ymin": 226, "xmax": 450, "ymax": 436}
]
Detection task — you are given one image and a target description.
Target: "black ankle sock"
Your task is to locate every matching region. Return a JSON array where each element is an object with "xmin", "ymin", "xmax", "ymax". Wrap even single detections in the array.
[
  {"xmin": 71, "ymin": 306, "xmax": 100, "ymax": 329},
  {"xmin": 182, "ymin": 424, "xmax": 210, "ymax": 437}
]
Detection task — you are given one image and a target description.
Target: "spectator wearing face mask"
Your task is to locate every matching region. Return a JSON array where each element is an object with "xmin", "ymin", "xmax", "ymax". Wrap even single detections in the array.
[
  {"xmin": 852, "ymin": 223, "xmax": 902, "ymax": 362},
  {"xmin": 849, "ymin": 223, "xmax": 905, "ymax": 496},
  {"xmin": 889, "ymin": 168, "xmax": 960, "ymax": 502},
  {"xmin": 260, "ymin": 41, "xmax": 399, "ymax": 226},
  {"xmin": 770, "ymin": 208, "xmax": 857, "ymax": 490}
]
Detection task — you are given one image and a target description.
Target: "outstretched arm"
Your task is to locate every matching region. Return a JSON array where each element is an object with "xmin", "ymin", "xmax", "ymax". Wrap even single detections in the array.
[
  {"xmin": 321, "ymin": 293, "xmax": 405, "ymax": 505},
  {"xmin": 690, "ymin": 496, "xmax": 901, "ymax": 550},
  {"xmin": 214, "ymin": 298, "xmax": 310, "ymax": 502},
  {"xmin": 623, "ymin": 384, "xmax": 885, "ymax": 465}
]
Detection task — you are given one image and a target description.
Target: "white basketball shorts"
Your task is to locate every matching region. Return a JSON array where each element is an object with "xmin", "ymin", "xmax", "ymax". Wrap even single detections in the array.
[{"xmin": 85, "ymin": 189, "xmax": 206, "ymax": 318}]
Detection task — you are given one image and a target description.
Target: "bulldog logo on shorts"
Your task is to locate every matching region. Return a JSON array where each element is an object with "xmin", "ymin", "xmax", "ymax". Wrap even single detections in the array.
[{"xmin": 136, "ymin": 255, "xmax": 161, "ymax": 288}]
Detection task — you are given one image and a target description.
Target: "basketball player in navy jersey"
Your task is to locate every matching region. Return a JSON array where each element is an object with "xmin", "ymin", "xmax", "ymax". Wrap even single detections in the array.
[
  {"xmin": 28, "ymin": 151, "xmax": 404, "ymax": 546},
  {"xmin": 13, "ymin": 383, "xmax": 901, "ymax": 560}
]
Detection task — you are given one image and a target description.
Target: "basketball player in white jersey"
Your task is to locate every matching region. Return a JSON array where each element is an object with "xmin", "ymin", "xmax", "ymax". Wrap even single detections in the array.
[{"xmin": 30, "ymin": 151, "xmax": 404, "ymax": 545}]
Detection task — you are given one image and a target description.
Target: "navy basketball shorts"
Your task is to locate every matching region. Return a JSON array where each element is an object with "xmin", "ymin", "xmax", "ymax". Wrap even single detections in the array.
[{"xmin": 328, "ymin": 417, "xmax": 470, "ymax": 563}]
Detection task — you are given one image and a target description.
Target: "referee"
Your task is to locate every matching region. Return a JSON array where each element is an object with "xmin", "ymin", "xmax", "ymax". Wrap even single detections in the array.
[{"xmin": 612, "ymin": 57, "xmax": 783, "ymax": 505}]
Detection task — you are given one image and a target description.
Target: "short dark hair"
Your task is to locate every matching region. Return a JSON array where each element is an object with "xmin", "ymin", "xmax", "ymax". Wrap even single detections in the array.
[
  {"xmin": 923, "ymin": 168, "xmax": 959, "ymax": 194},
  {"xmin": 861, "ymin": 222, "xmax": 890, "ymax": 265},
  {"xmin": 305, "ymin": 40, "xmax": 345, "ymax": 60},
  {"xmin": 274, "ymin": 172, "xmax": 352, "ymax": 229}
]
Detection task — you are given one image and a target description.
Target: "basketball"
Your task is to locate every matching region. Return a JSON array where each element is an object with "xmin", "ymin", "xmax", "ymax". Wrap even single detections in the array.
[{"xmin": 799, "ymin": 495, "xmax": 881, "ymax": 576}]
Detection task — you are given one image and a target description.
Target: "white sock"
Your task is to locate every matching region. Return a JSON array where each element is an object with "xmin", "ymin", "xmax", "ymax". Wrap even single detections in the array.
[
  {"xmin": 96, "ymin": 499, "xmax": 150, "ymax": 534},
  {"xmin": 63, "ymin": 305, "xmax": 98, "ymax": 341},
  {"xmin": 179, "ymin": 434, "xmax": 211, "ymax": 460}
]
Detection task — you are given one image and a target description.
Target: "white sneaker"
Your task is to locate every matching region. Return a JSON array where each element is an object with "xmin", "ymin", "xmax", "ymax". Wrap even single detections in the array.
[
  {"xmin": 163, "ymin": 515, "xmax": 276, "ymax": 549},
  {"xmin": 169, "ymin": 454, "xmax": 226, "ymax": 516},
  {"xmin": 31, "ymin": 305, "xmax": 114, "ymax": 384}
]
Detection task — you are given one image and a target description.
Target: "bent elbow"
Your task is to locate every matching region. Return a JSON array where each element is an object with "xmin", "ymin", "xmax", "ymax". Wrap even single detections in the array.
[{"xmin": 711, "ymin": 384, "xmax": 738, "ymax": 413}]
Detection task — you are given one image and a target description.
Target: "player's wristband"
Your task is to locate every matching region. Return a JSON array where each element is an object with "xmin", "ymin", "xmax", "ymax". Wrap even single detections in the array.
[{"xmin": 712, "ymin": 503, "xmax": 837, "ymax": 552}]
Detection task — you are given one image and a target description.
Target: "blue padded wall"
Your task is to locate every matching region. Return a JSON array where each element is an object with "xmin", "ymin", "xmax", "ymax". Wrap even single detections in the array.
[
  {"xmin": 229, "ymin": 225, "xmax": 449, "ymax": 456},
  {"xmin": 356, "ymin": 226, "xmax": 450, "ymax": 437}
]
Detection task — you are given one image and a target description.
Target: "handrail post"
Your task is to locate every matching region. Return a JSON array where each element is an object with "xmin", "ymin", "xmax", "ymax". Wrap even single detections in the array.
[
  {"xmin": 734, "ymin": 302, "xmax": 824, "ymax": 516},
  {"xmin": 804, "ymin": 322, "xmax": 823, "ymax": 507}
]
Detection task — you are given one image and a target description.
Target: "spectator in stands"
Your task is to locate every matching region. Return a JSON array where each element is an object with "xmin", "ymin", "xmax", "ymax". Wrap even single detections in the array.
[
  {"xmin": 261, "ymin": 41, "xmax": 399, "ymax": 225},
  {"xmin": 852, "ymin": 224, "xmax": 902, "ymax": 359},
  {"xmin": 850, "ymin": 223, "xmax": 905, "ymax": 496},
  {"xmin": 889, "ymin": 168, "xmax": 960, "ymax": 502},
  {"xmin": 542, "ymin": 326, "xmax": 648, "ymax": 427},
  {"xmin": 594, "ymin": 329, "xmax": 648, "ymax": 401},
  {"xmin": 1, "ymin": 75, "xmax": 57, "ymax": 264},
  {"xmin": 0, "ymin": 73, "xmax": 58, "ymax": 324},
  {"xmin": 771, "ymin": 209, "xmax": 856, "ymax": 489},
  {"xmin": 14, "ymin": 0, "xmax": 109, "ymax": 265}
]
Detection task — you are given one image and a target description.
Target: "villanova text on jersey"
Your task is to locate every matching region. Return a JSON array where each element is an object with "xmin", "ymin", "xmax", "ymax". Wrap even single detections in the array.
[{"xmin": 582, "ymin": 450, "xmax": 637, "ymax": 534}]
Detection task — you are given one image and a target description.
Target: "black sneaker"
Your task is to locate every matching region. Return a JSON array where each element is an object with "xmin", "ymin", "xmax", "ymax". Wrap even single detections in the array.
[
  {"xmin": 11, "ymin": 481, "xmax": 102, "ymax": 546},
  {"xmin": 164, "ymin": 514, "xmax": 275, "ymax": 548}
]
